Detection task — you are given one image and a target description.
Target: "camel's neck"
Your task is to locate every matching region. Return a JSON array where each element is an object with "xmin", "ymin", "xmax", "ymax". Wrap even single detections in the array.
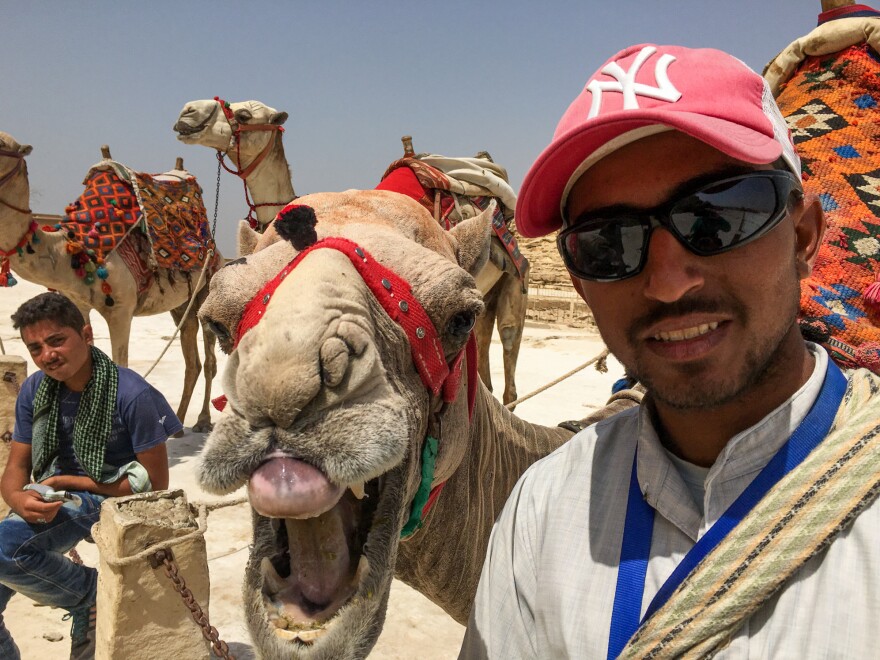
[
  {"xmin": 235, "ymin": 137, "xmax": 296, "ymax": 226},
  {"xmin": 1, "ymin": 218, "xmax": 75, "ymax": 290},
  {"xmin": 395, "ymin": 384, "xmax": 573, "ymax": 625}
]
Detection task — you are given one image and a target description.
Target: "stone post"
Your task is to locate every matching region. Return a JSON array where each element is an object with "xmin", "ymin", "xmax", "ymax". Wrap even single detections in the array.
[
  {"xmin": 91, "ymin": 489, "xmax": 211, "ymax": 660},
  {"xmin": 0, "ymin": 356, "xmax": 26, "ymax": 518}
]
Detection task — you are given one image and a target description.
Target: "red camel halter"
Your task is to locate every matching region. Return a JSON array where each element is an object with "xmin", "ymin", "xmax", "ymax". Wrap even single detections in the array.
[
  {"xmin": 0, "ymin": 148, "xmax": 38, "ymax": 287},
  {"xmin": 216, "ymin": 235, "xmax": 478, "ymax": 537},
  {"xmin": 213, "ymin": 97, "xmax": 291, "ymax": 228},
  {"xmin": 0, "ymin": 148, "xmax": 32, "ymax": 216}
]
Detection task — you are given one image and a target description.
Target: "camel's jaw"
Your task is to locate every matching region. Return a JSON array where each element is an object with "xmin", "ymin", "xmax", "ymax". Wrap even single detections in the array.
[
  {"xmin": 173, "ymin": 103, "xmax": 230, "ymax": 148},
  {"xmin": 199, "ymin": 398, "xmax": 416, "ymax": 659},
  {"xmin": 245, "ymin": 466, "xmax": 404, "ymax": 658}
]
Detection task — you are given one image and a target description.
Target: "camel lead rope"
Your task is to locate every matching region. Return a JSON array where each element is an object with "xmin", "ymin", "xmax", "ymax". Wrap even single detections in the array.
[
  {"xmin": 142, "ymin": 247, "xmax": 214, "ymax": 379},
  {"xmin": 504, "ymin": 347, "xmax": 610, "ymax": 409},
  {"xmin": 150, "ymin": 548, "xmax": 234, "ymax": 660}
]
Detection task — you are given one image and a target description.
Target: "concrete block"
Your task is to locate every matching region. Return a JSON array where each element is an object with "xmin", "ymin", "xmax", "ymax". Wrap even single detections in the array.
[{"xmin": 91, "ymin": 489, "xmax": 211, "ymax": 660}]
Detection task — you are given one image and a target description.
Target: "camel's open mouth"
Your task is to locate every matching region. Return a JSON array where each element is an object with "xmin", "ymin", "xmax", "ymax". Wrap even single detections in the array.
[
  {"xmin": 251, "ymin": 455, "xmax": 383, "ymax": 646},
  {"xmin": 173, "ymin": 104, "xmax": 219, "ymax": 138}
]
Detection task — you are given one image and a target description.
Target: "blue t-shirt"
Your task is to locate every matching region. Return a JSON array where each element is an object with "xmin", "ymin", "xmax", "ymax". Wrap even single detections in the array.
[{"xmin": 13, "ymin": 366, "xmax": 183, "ymax": 476}]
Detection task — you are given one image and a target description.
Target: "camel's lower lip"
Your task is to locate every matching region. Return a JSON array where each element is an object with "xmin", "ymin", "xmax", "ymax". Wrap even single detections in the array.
[{"xmin": 257, "ymin": 477, "xmax": 381, "ymax": 645}]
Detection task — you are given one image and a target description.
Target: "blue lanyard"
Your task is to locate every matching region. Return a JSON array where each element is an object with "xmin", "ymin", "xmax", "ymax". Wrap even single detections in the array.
[{"xmin": 606, "ymin": 360, "xmax": 847, "ymax": 660}]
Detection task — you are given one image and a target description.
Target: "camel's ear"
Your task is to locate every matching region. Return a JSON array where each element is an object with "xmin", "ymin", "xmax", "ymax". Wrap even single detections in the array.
[
  {"xmin": 19, "ymin": 144, "xmax": 32, "ymax": 157},
  {"xmin": 270, "ymin": 111, "xmax": 289, "ymax": 126},
  {"xmin": 237, "ymin": 220, "xmax": 260, "ymax": 257},
  {"xmin": 449, "ymin": 201, "xmax": 493, "ymax": 277}
]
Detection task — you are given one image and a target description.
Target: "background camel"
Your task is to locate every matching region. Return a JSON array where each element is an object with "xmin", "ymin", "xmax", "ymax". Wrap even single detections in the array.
[
  {"xmin": 173, "ymin": 98, "xmax": 529, "ymax": 405},
  {"xmin": 173, "ymin": 98, "xmax": 294, "ymax": 231},
  {"xmin": 0, "ymin": 132, "xmax": 218, "ymax": 431}
]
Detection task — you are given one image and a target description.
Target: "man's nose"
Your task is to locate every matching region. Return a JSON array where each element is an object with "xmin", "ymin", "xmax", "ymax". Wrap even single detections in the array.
[{"xmin": 640, "ymin": 228, "xmax": 705, "ymax": 303}]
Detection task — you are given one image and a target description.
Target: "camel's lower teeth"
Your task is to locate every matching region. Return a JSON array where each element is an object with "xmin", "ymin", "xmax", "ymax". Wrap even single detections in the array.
[{"xmin": 274, "ymin": 627, "xmax": 328, "ymax": 643}]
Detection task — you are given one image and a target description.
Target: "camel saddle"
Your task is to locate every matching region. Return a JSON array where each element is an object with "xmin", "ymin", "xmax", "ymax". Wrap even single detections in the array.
[
  {"xmin": 51, "ymin": 159, "xmax": 219, "ymax": 305},
  {"xmin": 767, "ymin": 10, "xmax": 880, "ymax": 372},
  {"xmin": 377, "ymin": 155, "xmax": 529, "ymax": 280}
]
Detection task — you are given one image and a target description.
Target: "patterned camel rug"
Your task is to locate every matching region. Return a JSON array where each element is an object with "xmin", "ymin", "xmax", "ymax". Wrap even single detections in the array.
[
  {"xmin": 771, "ymin": 13, "xmax": 880, "ymax": 371},
  {"xmin": 50, "ymin": 161, "xmax": 219, "ymax": 305}
]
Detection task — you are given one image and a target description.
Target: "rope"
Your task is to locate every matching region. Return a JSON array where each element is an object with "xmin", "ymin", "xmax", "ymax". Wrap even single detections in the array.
[
  {"xmin": 99, "ymin": 503, "xmax": 208, "ymax": 568},
  {"xmin": 98, "ymin": 495, "xmax": 248, "ymax": 568},
  {"xmin": 504, "ymin": 348, "xmax": 609, "ymax": 409},
  {"xmin": 201, "ymin": 496, "xmax": 248, "ymax": 512},
  {"xmin": 142, "ymin": 248, "xmax": 214, "ymax": 378}
]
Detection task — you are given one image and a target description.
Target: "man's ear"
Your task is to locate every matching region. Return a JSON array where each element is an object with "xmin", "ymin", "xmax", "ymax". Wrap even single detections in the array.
[
  {"xmin": 82, "ymin": 324, "xmax": 94, "ymax": 346},
  {"xmin": 794, "ymin": 195, "xmax": 826, "ymax": 279}
]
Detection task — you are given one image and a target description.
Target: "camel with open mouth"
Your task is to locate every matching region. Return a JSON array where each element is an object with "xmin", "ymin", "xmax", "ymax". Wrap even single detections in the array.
[
  {"xmin": 173, "ymin": 98, "xmax": 529, "ymax": 406},
  {"xmin": 196, "ymin": 191, "xmax": 588, "ymax": 658}
]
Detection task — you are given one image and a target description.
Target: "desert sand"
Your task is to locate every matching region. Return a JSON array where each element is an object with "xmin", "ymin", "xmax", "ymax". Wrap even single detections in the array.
[{"xmin": 1, "ymin": 278, "xmax": 622, "ymax": 659}]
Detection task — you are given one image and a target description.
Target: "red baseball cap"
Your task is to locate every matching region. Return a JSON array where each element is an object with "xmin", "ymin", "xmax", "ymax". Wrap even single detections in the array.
[{"xmin": 516, "ymin": 44, "xmax": 801, "ymax": 238}]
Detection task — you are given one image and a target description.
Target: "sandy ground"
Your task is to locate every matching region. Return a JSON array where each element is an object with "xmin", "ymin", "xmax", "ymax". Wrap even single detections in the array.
[{"xmin": 1, "ymin": 278, "xmax": 623, "ymax": 659}]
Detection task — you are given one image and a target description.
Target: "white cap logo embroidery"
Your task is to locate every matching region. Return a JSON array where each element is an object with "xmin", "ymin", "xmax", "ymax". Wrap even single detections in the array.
[{"xmin": 586, "ymin": 46, "xmax": 682, "ymax": 118}]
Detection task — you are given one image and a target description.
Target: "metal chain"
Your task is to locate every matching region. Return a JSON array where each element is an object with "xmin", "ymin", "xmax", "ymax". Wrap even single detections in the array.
[
  {"xmin": 212, "ymin": 157, "xmax": 222, "ymax": 240},
  {"xmin": 150, "ymin": 548, "xmax": 234, "ymax": 660},
  {"xmin": 68, "ymin": 548, "xmax": 84, "ymax": 565}
]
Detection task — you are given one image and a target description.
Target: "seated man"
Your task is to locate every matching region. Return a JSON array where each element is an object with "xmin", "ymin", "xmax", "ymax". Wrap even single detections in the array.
[{"xmin": 0, "ymin": 292, "xmax": 182, "ymax": 660}]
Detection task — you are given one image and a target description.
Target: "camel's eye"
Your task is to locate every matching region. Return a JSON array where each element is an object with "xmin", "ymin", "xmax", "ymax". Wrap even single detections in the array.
[
  {"xmin": 234, "ymin": 109, "xmax": 253, "ymax": 123},
  {"xmin": 207, "ymin": 320, "xmax": 231, "ymax": 341},
  {"xmin": 446, "ymin": 311, "xmax": 476, "ymax": 339}
]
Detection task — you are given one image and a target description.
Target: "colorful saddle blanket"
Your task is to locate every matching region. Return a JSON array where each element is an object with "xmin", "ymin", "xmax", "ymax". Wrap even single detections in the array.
[
  {"xmin": 377, "ymin": 157, "xmax": 529, "ymax": 280},
  {"xmin": 55, "ymin": 162, "xmax": 218, "ymax": 304},
  {"xmin": 775, "ymin": 36, "xmax": 880, "ymax": 371}
]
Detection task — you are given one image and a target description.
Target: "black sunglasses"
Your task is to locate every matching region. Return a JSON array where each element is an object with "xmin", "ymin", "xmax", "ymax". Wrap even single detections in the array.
[{"xmin": 557, "ymin": 169, "xmax": 804, "ymax": 282}]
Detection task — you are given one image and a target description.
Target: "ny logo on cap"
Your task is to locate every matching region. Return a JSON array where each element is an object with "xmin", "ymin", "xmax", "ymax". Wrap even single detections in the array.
[{"xmin": 587, "ymin": 46, "xmax": 682, "ymax": 118}]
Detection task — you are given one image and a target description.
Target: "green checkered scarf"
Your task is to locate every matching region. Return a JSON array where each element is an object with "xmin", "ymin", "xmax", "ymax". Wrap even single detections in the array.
[{"xmin": 31, "ymin": 345, "xmax": 118, "ymax": 483}]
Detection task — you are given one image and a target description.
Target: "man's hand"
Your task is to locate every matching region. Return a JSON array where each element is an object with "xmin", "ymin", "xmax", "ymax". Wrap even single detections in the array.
[{"xmin": 7, "ymin": 488, "xmax": 64, "ymax": 524}]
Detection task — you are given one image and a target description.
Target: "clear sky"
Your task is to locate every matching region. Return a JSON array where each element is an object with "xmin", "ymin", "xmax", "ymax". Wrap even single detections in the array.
[{"xmin": 2, "ymin": 0, "xmax": 827, "ymax": 255}]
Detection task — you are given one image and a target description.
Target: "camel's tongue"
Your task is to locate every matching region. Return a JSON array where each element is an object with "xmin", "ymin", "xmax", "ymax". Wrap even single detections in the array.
[
  {"xmin": 262, "ymin": 502, "xmax": 361, "ymax": 624},
  {"xmin": 248, "ymin": 457, "xmax": 344, "ymax": 519}
]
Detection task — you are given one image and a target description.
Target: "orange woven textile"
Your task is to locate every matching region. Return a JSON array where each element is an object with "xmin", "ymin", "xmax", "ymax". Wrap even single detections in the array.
[{"xmin": 777, "ymin": 43, "xmax": 880, "ymax": 371}]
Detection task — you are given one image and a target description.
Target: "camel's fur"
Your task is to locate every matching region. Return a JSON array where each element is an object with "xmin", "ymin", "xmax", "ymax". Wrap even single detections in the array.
[
  {"xmin": 197, "ymin": 190, "xmax": 573, "ymax": 658},
  {"xmin": 0, "ymin": 131, "xmax": 218, "ymax": 430},
  {"xmin": 175, "ymin": 98, "xmax": 528, "ymax": 406}
]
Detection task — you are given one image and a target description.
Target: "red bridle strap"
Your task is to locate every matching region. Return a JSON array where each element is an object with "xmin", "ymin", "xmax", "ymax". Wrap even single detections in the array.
[
  {"xmin": 213, "ymin": 97, "xmax": 285, "ymax": 180},
  {"xmin": 212, "ymin": 235, "xmax": 479, "ymax": 533},
  {"xmin": 0, "ymin": 149, "xmax": 31, "ymax": 215},
  {"xmin": 235, "ymin": 237, "xmax": 473, "ymax": 407}
]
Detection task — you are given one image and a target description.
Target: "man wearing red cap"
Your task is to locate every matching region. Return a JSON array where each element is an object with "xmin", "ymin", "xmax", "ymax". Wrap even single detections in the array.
[{"xmin": 460, "ymin": 44, "xmax": 880, "ymax": 658}]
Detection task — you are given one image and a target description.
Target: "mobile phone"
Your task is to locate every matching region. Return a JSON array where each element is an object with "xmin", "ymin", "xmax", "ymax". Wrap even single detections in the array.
[
  {"xmin": 23, "ymin": 484, "xmax": 82, "ymax": 506},
  {"xmin": 41, "ymin": 490, "xmax": 75, "ymax": 502}
]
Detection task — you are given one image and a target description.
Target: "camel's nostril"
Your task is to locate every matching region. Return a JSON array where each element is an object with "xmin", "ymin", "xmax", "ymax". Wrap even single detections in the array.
[{"xmin": 320, "ymin": 337, "xmax": 350, "ymax": 387}]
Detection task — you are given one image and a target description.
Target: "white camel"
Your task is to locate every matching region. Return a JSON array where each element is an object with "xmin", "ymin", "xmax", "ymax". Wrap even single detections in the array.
[
  {"xmin": 173, "ymin": 99, "xmax": 528, "ymax": 404},
  {"xmin": 0, "ymin": 132, "xmax": 217, "ymax": 431},
  {"xmin": 173, "ymin": 98, "xmax": 294, "ymax": 235}
]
